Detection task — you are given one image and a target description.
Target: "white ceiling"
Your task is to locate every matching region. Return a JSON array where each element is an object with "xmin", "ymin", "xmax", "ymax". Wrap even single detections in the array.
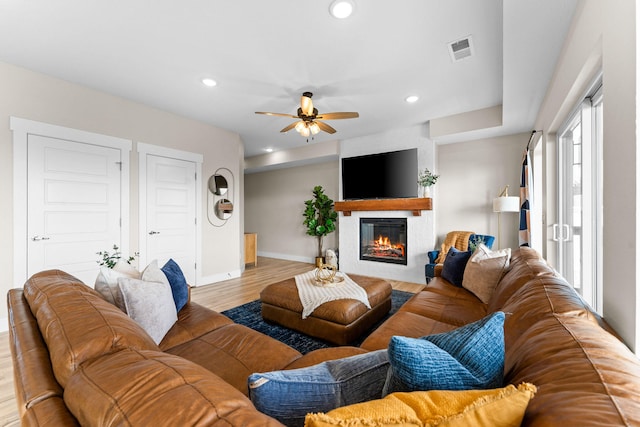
[{"xmin": 0, "ymin": 0, "xmax": 577, "ymax": 158}]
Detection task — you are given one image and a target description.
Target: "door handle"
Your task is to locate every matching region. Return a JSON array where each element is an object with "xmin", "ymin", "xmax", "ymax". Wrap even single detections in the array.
[
  {"xmin": 562, "ymin": 224, "xmax": 570, "ymax": 242},
  {"xmin": 149, "ymin": 231, "xmax": 160, "ymax": 235},
  {"xmin": 552, "ymin": 224, "xmax": 559, "ymax": 242},
  {"xmin": 31, "ymin": 236, "xmax": 50, "ymax": 241}
]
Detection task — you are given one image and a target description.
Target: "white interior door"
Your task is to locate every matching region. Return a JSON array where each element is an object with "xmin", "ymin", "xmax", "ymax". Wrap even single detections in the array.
[
  {"xmin": 27, "ymin": 134, "xmax": 123, "ymax": 285},
  {"xmin": 142, "ymin": 153, "xmax": 197, "ymax": 284}
]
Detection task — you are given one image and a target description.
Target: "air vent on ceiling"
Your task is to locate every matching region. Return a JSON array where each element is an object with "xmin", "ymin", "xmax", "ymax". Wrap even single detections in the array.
[{"xmin": 448, "ymin": 36, "xmax": 474, "ymax": 62}]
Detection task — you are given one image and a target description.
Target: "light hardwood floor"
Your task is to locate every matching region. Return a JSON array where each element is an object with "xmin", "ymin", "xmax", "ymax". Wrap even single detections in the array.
[{"xmin": 0, "ymin": 257, "xmax": 425, "ymax": 426}]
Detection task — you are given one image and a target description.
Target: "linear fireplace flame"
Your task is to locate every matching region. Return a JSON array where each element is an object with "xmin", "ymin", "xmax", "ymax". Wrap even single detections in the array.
[{"xmin": 360, "ymin": 218, "xmax": 407, "ymax": 265}]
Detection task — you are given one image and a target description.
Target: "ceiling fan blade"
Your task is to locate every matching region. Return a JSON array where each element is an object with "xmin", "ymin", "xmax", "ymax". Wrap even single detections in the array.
[
  {"xmin": 316, "ymin": 121, "xmax": 337, "ymax": 134},
  {"xmin": 280, "ymin": 121, "xmax": 300, "ymax": 133},
  {"xmin": 316, "ymin": 112, "xmax": 359, "ymax": 120},
  {"xmin": 300, "ymin": 94, "xmax": 314, "ymax": 116},
  {"xmin": 255, "ymin": 111, "xmax": 298, "ymax": 118}
]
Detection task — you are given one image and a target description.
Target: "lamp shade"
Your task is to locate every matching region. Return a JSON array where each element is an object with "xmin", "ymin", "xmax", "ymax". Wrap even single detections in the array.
[{"xmin": 493, "ymin": 196, "xmax": 520, "ymax": 213}]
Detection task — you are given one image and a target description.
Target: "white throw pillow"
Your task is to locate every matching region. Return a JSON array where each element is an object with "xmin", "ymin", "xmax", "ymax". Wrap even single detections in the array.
[
  {"xmin": 94, "ymin": 264, "xmax": 139, "ymax": 311},
  {"xmin": 113, "ymin": 260, "xmax": 141, "ymax": 279},
  {"xmin": 141, "ymin": 259, "xmax": 170, "ymax": 288},
  {"xmin": 462, "ymin": 244, "xmax": 511, "ymax": 304},
  {"xmin": 117, "ymin": 277, "xmax": 178, "ymax": 344}
]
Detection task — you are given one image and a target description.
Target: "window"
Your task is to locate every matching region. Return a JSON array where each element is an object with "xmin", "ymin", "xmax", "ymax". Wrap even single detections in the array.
[{"xmin": 555, "ymin": 79, "xmax": 603, "ymax": 313}]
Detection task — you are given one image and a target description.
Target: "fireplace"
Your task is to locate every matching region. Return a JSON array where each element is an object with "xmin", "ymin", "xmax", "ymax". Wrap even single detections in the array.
[{"xmin": 360, "ymin": 218, "xmax": 407, "ymax": 265}]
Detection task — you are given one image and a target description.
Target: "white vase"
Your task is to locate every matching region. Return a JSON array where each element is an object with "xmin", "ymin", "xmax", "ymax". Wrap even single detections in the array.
[{"xmin": 421, "ymin": 186, "xmax": 431, "ymax": 198}]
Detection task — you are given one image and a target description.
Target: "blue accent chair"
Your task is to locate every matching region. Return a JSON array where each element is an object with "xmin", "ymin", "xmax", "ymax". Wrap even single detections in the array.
[{"xmin": 425, "ymin": 234, "xmax": 495, "ymax": 283}]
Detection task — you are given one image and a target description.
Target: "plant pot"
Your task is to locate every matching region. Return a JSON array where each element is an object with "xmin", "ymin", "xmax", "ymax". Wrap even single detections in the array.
[
  {"xmin": 315, "ymin": 257, "xmax": 325, "ymax": 268},
  {"xmin": 421, "ymin": 186, "xmax": 431, "ymax": 198}
]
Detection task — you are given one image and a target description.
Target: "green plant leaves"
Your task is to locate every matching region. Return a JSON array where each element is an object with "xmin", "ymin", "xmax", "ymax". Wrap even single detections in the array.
[{"xmin": 302, "ymin": 185, "xmax": 338, "ymax": 257}]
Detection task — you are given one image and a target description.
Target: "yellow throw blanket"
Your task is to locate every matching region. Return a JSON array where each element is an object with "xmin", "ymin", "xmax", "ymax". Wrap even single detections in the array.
[{"xmin": 434, "ymin": 230, "xmax": 474, "ymax": 264}]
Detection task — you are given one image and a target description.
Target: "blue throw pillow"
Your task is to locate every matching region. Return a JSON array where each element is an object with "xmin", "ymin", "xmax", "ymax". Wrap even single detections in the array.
[
  {"xmin": 248, "ymin": 350, "xmax": 389, "ymax": 427},
  {"xmin": 161, "ymin": 259, "xmax": 189, "ymax": 312},
  {"xmin": 441, "ymin": 247, "xmax": 472, "ymax": 286},
  {"xmin": 385, "ymin": 311, "xmax": 505, "ymax": 394}
]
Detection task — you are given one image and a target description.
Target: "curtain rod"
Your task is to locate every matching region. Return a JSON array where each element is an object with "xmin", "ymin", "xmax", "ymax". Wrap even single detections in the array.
[{"xmin": 526, "ymin": 130, "xmax": 542, "ymax": 151}]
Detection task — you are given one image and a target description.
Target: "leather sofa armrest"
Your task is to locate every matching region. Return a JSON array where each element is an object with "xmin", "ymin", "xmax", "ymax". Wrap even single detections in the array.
[{"xmin": 434, "ymin": 264, "xmax": 444, "ymax": 277}]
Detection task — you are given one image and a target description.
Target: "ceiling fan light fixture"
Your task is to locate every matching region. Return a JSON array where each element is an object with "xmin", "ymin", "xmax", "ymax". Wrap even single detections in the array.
[
  {"xmin": 329, "ymin": 0, "xmax": 354, "ymax": 19},
  {"xmin": 300, "ymin": 125, "xmax": 311, "ymax": 137},
  {"xmin": 309, "ymin": 122, "xmax": 320, "ymax": 135},
  {"xmin": 295, "ymin": 121, "xmax": 306, "ymax": 133}
]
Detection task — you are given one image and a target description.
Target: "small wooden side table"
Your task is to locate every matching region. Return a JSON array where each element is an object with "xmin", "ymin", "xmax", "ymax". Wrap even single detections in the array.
[{"xmin": 244, "ymin": 232, "xmax": 257, "ymax": 266}]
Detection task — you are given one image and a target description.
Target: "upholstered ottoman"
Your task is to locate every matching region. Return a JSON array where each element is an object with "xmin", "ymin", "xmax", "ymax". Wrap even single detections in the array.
[{"xmin": 260, "ymin": 274, "xmax": 392, "ymax": 345}]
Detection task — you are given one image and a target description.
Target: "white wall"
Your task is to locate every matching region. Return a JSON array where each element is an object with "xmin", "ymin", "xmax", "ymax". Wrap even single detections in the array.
[
  {"xmin": 0, "ymin": 61, "xmax": 244, "ymax": 323},
  {"xmin": 436, "ymin": 133, "xmax": 526, "ymax": 249},
  {"xmin": 533, "ymin": 0, "xmax": 639, "ymax": 351},
  {"xmin": 244, "ymin": 161, "xmax": 339, "ymax": 263}
]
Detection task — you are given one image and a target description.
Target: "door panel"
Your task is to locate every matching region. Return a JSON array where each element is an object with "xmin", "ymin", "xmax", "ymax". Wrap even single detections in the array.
[
  {"xmin": 144, "ymin": 154, "xmax": 197, "ymax": 284},
  {"xmin": 27, "ymin": 134, "xmax": 122, "ymax": 285}
]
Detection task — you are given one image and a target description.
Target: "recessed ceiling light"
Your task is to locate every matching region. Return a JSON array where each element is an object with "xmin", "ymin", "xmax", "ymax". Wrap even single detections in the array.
[
  {"xmin": 405, "ymin": 95, "xmax": 419, "ymax": 103},
  {"xmin": 329, "ymin": 0, "xmax": 354, "ymax": 19},
  {"xmin": 201, "ymin": 78, "xmax": 217, "ymax": 87},
  {"xmin": 264, "ymin": 148, "xmax": 274, "ymax": 153}
]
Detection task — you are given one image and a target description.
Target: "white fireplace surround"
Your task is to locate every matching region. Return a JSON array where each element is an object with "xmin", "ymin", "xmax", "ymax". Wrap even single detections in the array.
[
  {"xmin": 339, "ymin": 209, "xmax": 433, "ymax": 284},
  {"xmin": 336, "ymin": 124, "xmax": 436, "ymax": 284}
]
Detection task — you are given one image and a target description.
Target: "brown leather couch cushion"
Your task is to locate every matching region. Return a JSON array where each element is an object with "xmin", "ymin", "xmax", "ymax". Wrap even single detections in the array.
[
  {"xmin": 505, "ymin": 315, "xmax": 640, "ymax": 425},
  {"xmin": 7, "ymin": 290, "xmax": 63, "ymax": 412},
  {"xmin": 64, "ymin": 348, "xmax": 285, "ymax": 426},
  {"xmin": 22, "ymin": 270, "xmax": 158, "ymax": 387},
  {"xmin": 159, "ymin": 301, "xmax": 234, "ymax": 351},
  {"xmin": 165, "ymin": 323, "xmax": 302, "ymax": 395}
]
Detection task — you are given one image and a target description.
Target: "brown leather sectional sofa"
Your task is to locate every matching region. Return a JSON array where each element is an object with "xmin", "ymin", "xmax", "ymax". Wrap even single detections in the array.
[{"xmin": 8, "ymin": 247, "xmax": 640, "ymax": 425}]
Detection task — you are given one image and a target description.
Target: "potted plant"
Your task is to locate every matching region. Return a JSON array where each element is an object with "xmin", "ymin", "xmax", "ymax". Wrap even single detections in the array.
[
  {"xmin": 303, "ymin": 185, "xmax": 338, "ymax": 267},
  {"xmin": 96, "ymin": 245, "xmax": 137, "ymax": 269},
  {"xmin": 417, "ymin": 168, "xmax": 439, "ymax": 197}
]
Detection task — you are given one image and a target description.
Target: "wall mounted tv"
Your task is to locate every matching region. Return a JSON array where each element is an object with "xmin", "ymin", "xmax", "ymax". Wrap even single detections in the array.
[{"xmin": 341, "ymin": 148, "xmax": 418, "ymax": 200}]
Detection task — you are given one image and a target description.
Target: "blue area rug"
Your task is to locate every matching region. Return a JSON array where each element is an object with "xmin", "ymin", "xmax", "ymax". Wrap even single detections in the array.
[{"xmin": 221, "ymin": 290, "xmax": 413, "ymax": 354}]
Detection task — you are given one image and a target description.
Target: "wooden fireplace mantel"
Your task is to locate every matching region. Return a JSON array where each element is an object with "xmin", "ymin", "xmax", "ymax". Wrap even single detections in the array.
[{"xmin": 334, "ymin": 198, "xmax": 432, "ymax": 216}]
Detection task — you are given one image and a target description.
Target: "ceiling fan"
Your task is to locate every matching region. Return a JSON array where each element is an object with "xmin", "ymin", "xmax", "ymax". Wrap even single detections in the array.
[{"xmin": 255, "ymin": 92, "xmax": 359, "ymax": 139}]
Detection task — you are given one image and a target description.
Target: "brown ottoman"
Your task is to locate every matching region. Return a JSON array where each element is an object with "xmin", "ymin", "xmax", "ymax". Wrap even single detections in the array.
[{"xmin": 260, "ymin": 274, "xmax": 392, "ymax": 345}]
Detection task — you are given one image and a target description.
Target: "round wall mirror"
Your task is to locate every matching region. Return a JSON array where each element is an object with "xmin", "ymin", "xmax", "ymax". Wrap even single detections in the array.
[
  {"xmin": 208, "ymin": 174, "xmax": 228, "ymax": 196},
  {"xmin": 214, "ymin": 199, "xmax": 233, "ymax": 220}
]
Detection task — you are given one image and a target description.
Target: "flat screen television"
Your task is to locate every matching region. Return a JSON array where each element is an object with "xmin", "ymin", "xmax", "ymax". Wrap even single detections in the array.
[{"xmin": 341, "ymin": 148, "xmax": 418, "ymax": 200}]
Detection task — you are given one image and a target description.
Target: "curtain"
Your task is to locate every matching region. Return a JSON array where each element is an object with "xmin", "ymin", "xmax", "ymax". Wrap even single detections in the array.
[{"xmin": 519, "ymin": 148, "xmax": 532, "ymax": 247}]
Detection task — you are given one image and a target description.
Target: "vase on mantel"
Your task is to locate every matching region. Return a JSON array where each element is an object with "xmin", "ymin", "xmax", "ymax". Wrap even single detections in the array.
[{"xmin": 421, "ymin": 186, "xmax": 432, "ymax": 198}]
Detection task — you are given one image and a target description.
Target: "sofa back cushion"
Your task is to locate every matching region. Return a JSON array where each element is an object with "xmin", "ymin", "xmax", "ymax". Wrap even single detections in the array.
[
  {"xmin": 23, "ymin": 270, "xmax": 158, "ymax": 387},
  {"xmin": 504, "ymin": 315, "xmax": 640, "ymax": 425},
  {"xmin": 65, "ymin": 348, "xmax": 283, "ymax": 426},
  {"xmin": 488, "ymin": 247, "xmax": 556, "ymax": 312}
]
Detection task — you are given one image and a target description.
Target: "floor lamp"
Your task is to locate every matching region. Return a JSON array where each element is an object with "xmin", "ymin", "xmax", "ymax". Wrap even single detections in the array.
[{"xmin": 493, "ymin": 185, "xmax": 520, "ymax": 248}]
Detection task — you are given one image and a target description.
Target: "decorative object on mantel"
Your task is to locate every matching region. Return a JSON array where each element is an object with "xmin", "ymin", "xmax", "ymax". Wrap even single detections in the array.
[
  {"xmin": 303, "ymin": 185, "xmax": 338, "ymax": 266},
  {"xmin": 417, "ymin": 168, "xmax": 439, "ymax": 197},
  {"xmin": 493, "ymin": 185, "xmax": 520, "ymax": 248}
]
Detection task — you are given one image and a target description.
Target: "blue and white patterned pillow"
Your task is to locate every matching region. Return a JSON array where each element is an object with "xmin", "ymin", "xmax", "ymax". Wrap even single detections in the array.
[{"xmin": 385, "ymin": 311, "xmax": 505, "ymax": 393}]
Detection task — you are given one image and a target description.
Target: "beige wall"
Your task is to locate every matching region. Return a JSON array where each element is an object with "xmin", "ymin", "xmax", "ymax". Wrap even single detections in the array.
[
  {"xmin": 0, "ymin": 61, "xmax": 244, "ymax": 323},
  {"xmin": 244, "ymin": 161, "xmax": 339, "ymax": 262},
  {"xmin": 534, "ymin": 0, "xmax": 638, "ymax": 351},
  {"xmin": 436, "ymin": 133, "xmax": 526, "ymax": 250}
]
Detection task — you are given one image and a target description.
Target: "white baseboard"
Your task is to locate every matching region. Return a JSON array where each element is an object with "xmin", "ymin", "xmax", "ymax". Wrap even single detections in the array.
[
  {"xmin": 196, "ymin": 269, "xmax": 242, "ymax": 287},
  {"xmin": 258, "ymin": 251, "xmax": 314, "ymax": 264}
]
